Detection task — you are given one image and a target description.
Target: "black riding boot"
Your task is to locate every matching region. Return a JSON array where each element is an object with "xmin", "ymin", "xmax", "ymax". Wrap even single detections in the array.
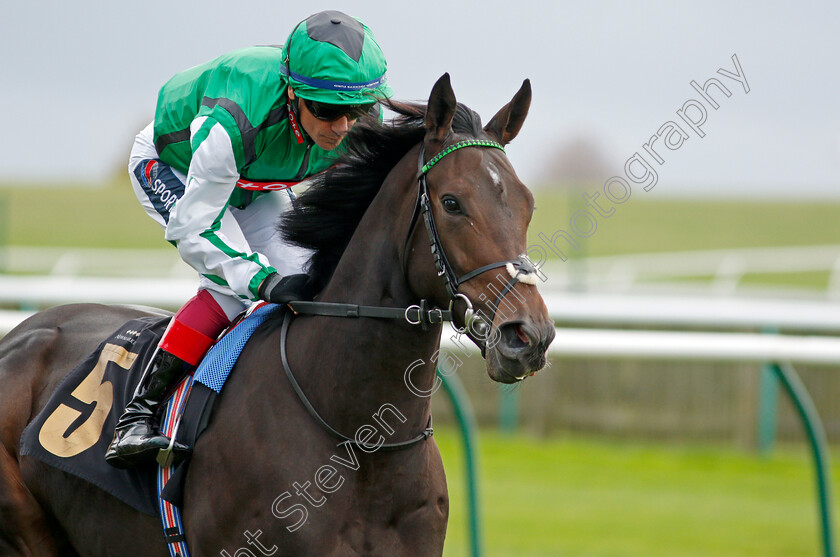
[{"xmin": 105, "ymin": 349, "xmax": 192, "ymax": 469}]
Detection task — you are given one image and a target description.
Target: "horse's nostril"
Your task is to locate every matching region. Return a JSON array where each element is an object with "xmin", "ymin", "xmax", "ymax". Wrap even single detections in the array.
[
  {"xmin": 497, "ymin": 322, "xmax": 533, "ymax": 354},
  {"xmin": 514, "ymin": 324, "xmax": 531, "ymax": 346}
]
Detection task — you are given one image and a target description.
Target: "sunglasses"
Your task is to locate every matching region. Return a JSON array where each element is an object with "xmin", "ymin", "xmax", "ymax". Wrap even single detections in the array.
[{"xmin": 302, "ymin": 98, "xmax": 375, "ymax": 121}]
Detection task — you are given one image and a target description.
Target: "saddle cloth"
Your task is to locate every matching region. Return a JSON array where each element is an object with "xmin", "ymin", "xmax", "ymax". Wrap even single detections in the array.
[{"xmin": 19, "ymin": 303, "xmax": 282, "ymax": 516}]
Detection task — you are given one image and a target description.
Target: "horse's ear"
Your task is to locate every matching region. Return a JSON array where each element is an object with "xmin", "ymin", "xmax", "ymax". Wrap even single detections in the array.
[
  {"xmin": 484, "ymin": 79, "xmax": 532, "ymax": 145},
  {"xmin": 425, "ymin": 73, "xmax": 457, "ymax": 146}
]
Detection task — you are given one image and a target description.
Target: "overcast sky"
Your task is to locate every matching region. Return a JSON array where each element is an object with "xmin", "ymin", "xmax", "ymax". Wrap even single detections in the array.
[{"xmin": 1, "ymin": 1, "xmax": 838, "ymax": 198}]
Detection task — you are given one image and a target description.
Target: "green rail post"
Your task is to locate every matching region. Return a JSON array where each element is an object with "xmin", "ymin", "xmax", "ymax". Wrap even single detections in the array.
[
  {"xmin": 757, "ymin": 327, "xmax": 780, "ymax": 454},
  {"xmin": 437, "ymin": 368, "xmax": 483, "ymax": 557},
  {"xmin": 771, "ymin": 362, "xmax": 835, "ymax": 557},
  {"xmin": 757, "ymin": 363, "xmax": 780, "ymax": 454}
]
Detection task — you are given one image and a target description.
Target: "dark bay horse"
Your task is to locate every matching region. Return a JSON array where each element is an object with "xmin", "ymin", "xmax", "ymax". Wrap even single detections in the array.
[{"xmin": 0, "ymin": 74, "xmax": 555, "ymax": 556}]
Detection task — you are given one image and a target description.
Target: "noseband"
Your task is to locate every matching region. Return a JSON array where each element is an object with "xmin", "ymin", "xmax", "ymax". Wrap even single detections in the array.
[{"xmin": 289, "ymin": 138, "xmax": 538, "ymax": 356}]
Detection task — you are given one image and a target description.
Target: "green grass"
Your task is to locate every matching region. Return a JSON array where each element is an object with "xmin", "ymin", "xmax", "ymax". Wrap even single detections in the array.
[
  {"xmin": 671, "ymin": 271, "xmax": 833, "ymax": 290},
  {"xmin": 0, "ymin": 179, "xmax": 163, "ymax": 248},
  {"xmin": 3, "ymin": 181, "xmax": 838, "ymax": 290},
  {"xmin": 2, "ymin": 181, "xmax": 839, "ymax": 255},
  {"xmin": 436, "ymin": 427, "xmax": 840, "ymax": 557},
  {"xmin": 529, "ymin": 190, "xmax": 840, "ymax": 257}
]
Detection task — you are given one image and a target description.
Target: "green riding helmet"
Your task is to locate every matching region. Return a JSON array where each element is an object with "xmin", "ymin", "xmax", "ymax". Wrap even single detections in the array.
[{"xmin": 281, "ymin": 10, "xmax": 393, "ymax": 105}]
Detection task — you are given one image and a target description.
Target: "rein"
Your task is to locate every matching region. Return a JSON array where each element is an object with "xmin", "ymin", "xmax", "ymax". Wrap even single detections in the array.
[{"xmin": 279, "ymin": 310, "xmax": 434, "ymax": 451}]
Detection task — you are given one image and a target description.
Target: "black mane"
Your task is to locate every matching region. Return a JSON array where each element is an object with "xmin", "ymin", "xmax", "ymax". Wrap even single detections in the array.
[{"xmin": 280, "ymin": 100, "xmax": 485, "ymax": 293}]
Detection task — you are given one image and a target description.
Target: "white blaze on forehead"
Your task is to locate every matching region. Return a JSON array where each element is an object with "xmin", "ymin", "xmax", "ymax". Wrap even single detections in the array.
[{"xmin": 487, "ymin": 162, "xmax": 502, "ymax": 189}]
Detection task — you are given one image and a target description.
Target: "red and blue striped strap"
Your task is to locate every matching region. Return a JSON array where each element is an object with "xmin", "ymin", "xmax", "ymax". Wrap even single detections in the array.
[{"xmin": 156, "ymin": 373, "xmax": 195, "ymax": 557}]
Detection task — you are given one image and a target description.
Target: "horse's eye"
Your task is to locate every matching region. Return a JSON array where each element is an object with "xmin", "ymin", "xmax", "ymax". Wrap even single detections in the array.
[{"xmin": 441, "ymin": 196, "xmax": 462, "ymax": 214}]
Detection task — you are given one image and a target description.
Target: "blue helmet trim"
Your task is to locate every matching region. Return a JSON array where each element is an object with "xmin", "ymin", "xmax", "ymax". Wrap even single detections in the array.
[{"xmin": 280, "ymin": 65, "xmax": 386, "ymax": 92}]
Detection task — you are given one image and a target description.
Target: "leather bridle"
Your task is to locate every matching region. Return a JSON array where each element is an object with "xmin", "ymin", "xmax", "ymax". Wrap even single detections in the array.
[
  {"xmin": 280, "ymin": 137, "xmax": 538, "ymax": 451},
  {"xmin": 289, "ymin": 138, "xmax": 538, "ymax": 357}
]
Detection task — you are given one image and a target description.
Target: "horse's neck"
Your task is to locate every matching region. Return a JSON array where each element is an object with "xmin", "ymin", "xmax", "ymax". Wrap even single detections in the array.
[{"xmin": 286, "ymin": 168, "xmax": 441, "ymax": 437}]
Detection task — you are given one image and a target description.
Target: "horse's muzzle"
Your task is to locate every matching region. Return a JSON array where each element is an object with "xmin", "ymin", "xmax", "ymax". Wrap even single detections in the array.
[{"xmin": 485, "ymin": 318, "xmax": 555, "ymax": 383}]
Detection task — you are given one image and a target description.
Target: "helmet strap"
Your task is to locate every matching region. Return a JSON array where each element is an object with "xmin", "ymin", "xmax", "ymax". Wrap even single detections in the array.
[{"xmin": 287, "ymin": 97, "xmax": 306, "ymax": 145}]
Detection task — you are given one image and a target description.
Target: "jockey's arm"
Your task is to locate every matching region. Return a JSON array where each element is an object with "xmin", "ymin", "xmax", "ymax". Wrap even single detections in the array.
[{"xmin": 164, "ymin": 116, "xmax": 276, "ymax": 301}]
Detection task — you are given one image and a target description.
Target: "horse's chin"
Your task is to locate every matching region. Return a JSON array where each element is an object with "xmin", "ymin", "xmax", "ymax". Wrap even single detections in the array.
[{"xmin": 484, "ymin": 344, "xmax": 547, "ymax": 384}]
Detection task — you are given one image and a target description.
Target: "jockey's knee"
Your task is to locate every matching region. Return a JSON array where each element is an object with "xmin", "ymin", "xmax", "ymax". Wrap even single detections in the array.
[{"xmin": 162, "ymin": 290, "xmax": 237, "ymax": 365}]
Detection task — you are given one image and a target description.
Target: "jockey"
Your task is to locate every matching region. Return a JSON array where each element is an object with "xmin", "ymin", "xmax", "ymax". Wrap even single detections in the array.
[{"xmin": 106, "ymin": 10, "xmax": 392, "ymax": 468}]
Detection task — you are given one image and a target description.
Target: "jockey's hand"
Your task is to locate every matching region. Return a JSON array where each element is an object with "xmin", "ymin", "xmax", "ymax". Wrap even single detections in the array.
[{"xmin": 258, "ymin": 273, "xmax": 314, "ymax": 304}]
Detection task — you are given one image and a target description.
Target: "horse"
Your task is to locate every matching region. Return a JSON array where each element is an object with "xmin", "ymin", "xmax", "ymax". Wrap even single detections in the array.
[{"xmin": 0, "ymin": 74, "xmax": 555, "ymax": 556}]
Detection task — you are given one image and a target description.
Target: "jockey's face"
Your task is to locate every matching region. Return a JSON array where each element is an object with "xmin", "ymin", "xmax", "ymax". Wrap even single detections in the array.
[{"xmin": 288, "ymin": 88, "xmax": 356, "ymax": 151}]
